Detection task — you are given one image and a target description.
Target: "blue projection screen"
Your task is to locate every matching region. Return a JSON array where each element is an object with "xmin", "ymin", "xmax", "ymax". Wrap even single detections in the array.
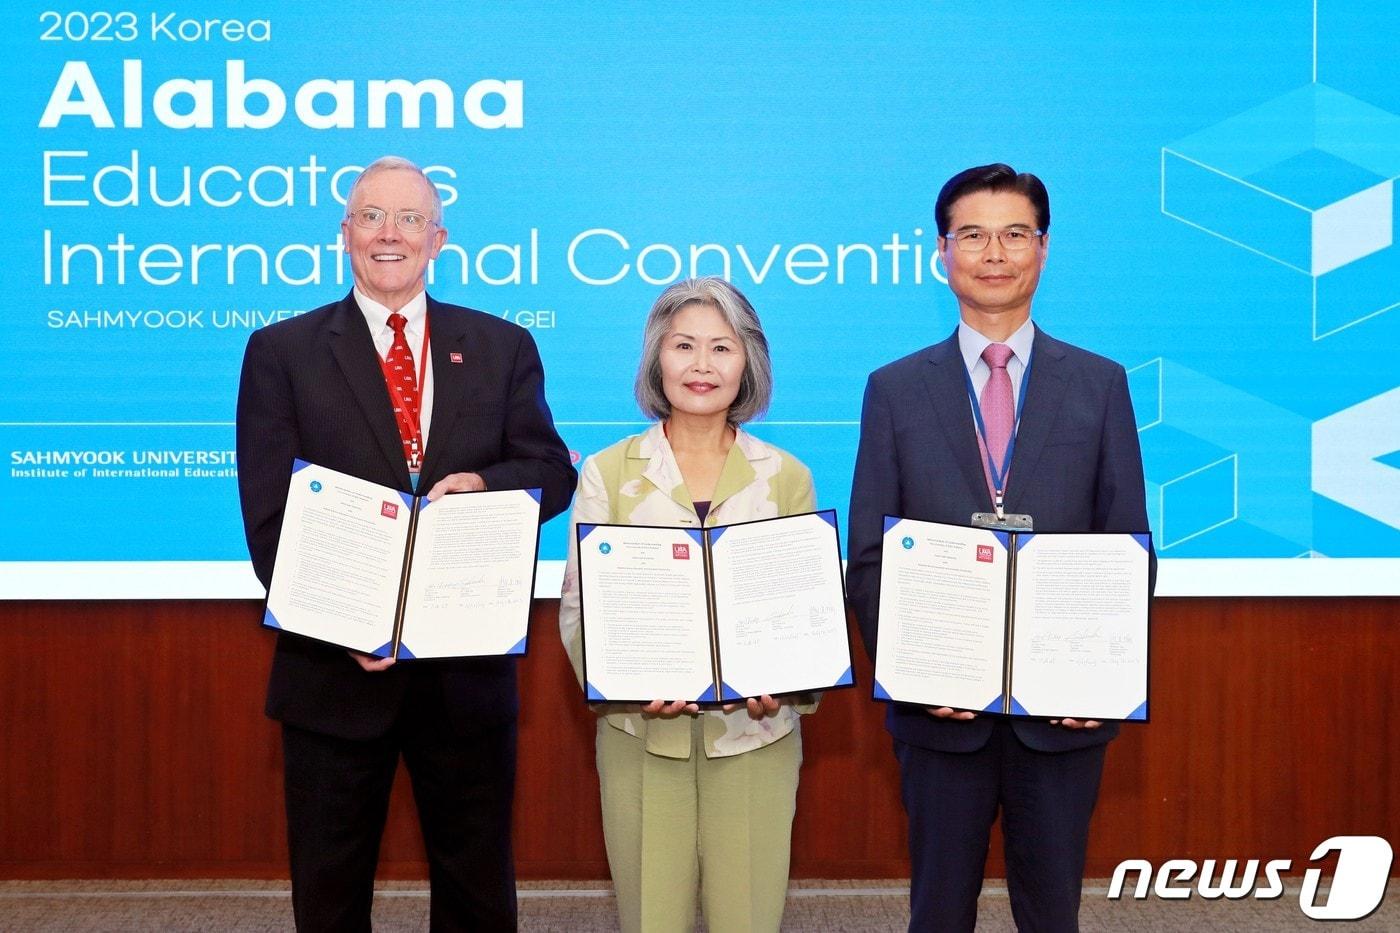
[{"xmin": 3, "ymin": 2, "xmax": 1399, "ymax": 597}]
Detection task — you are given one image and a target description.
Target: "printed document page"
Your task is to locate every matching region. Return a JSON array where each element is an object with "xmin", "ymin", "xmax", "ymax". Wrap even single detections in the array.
[
  {"xmin": 265, "ymin": 462, "xmax": 409, "ymax": 655},
  {"xmin": 578, "ymin": 524, "xmax": 713, "ymax": 703},
  {"xmin": 397, "ymin": 488, "xmax": 540, "ymax": 659},
  {"xmin": 1009, "ymin": 533, "xmax": 1150, "ymax": 719},
  {"xmin": 875, "ymin": 518, "xmax": 1007, "ymax": 711},
  {"xmin": 708, "ymin": 512, "xmax": 850, "ymax": 698}
]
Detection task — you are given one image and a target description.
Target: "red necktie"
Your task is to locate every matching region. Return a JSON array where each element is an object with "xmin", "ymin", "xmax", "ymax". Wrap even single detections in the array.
[
  {"xmin": 383, "ymin": 313, "xmax": 422, "ymax": 468},
  {"xmin": 978, "ymin": 343, "xmax": 1015, "ymax": 503}
]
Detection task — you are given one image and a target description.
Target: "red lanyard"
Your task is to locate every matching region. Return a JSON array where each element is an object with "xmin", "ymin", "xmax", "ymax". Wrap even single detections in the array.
[{"xmin": 379, "ymin": 314, "xmax": 430, "ymax": 470}]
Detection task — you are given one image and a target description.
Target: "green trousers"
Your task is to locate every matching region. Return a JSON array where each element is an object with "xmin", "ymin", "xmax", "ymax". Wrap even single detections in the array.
[{"xmin": 595, "ymin": 717, "xmax": 803, "ymax": 933}]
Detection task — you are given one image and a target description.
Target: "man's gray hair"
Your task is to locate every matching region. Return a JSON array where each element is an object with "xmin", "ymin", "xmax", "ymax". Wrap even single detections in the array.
[
  {"xmin": 345, "ymin": 155, "xmax": 444, "ymax": 222},
  {"xmin": 634, "ymin": 277, "xmax": 773, "ymax": 426}
]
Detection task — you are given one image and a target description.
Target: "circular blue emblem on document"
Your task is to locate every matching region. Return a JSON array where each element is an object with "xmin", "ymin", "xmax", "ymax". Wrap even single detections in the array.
[
  {"xmin": 599, "ymin": 542, "xmax": 612, "ymax": 554},
  {"xmin": 901, "ymin": 536, "xmax": 914, "ymax": 550},
  {"xmin": 309, "ymin": 480, "xmax": 323, "ymax": 493}
]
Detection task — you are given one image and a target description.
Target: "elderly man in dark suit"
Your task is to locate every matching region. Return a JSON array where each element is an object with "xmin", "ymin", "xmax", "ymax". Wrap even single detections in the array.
[
  {"xmin": 847, "ymin": 163, "xmax": 1154, "ymax": 932},
  {"xmin": 236, "ymin": 155, "xmax": 575, "ymax": 932}
]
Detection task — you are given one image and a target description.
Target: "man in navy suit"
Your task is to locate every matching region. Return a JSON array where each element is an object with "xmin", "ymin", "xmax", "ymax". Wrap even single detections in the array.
[
  {"xmin": 847, "ymin": 164, "xmax": 1154, "ymax": 932},
  {"xmin": 236, "ymin": 156, "xmax": 575, "ymax": 931}
]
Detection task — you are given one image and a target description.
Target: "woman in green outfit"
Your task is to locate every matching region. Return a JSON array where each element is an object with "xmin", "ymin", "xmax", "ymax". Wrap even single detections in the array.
[{"xmin": 558, "ymin": 277, "xmax": 819, "ymax": 933}]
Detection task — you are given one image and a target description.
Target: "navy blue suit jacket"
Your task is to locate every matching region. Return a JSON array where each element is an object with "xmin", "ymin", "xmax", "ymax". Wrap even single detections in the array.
[
  {"xmin": 236, "ymin": 293, "xmax": 576, "ymax": 742},
  {"xmin": 847, "ymin": 326, "xmax": 1154, "ymax": 754}
]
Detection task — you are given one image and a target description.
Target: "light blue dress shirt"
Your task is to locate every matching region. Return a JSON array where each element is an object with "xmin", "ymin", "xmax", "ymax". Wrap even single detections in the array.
[{"xmin": 957, "ymin": 317, "xmax": 1035, "ymax": 414}]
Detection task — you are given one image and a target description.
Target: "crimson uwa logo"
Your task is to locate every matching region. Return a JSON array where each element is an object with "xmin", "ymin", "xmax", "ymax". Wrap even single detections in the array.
[{"xmin": 1108, "ymin": 836, "xmax": 1392, "ymax": 920}]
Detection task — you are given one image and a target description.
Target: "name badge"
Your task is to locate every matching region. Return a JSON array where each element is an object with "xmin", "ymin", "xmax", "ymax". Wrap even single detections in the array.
[{"xmin": 970, "ymin": 511, "xmax": 1033, "ymax": 531}]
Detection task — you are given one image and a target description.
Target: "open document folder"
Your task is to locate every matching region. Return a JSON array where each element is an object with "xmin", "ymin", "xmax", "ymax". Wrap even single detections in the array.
[
  {"xmin": 874, "ymin": 517, "xmax": 1151, "ymax": 721},
  {"xmin": 264, "ymin": 460, "xmax": 541, "ymax": 660},
  {"xmin": 577, "ymin": 510, "xmax": 855, "ymax": 704}
]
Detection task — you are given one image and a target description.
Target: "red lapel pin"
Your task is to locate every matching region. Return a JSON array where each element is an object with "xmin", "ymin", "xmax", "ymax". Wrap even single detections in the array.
[{"xmin": 449, "ymin": 352, "xmax": 463, "ymax": 364}]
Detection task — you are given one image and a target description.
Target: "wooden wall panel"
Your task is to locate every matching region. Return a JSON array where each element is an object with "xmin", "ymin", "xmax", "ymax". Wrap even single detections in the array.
[{"xmin": 1, "ymin": 598, "xmax": 1396, "ymax": 880}]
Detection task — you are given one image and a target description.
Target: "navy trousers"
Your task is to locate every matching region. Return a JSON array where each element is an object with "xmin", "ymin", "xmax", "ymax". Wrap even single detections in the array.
[{"xmin": 896, "ymin": 720, "xmax": 1107, "ymax": 932}]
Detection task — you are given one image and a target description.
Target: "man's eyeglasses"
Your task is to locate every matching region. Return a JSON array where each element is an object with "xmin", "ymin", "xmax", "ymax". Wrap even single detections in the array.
[
  {"xmin": 347, "ymin": 208, "xmax": 436, "ymax": 234},
  {"xmin": 947, "ymin": 226, "xmax": 1044, "ymax": 253}
]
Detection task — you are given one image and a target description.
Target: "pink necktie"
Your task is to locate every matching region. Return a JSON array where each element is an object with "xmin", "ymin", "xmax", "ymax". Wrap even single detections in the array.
[
  {"xmin": 383, "ymin": 313, "xmax": 422, "ymax": 467},
  {"xmin": 978, "ymin": 343, "xmax": 1014, "ymax": 503}
]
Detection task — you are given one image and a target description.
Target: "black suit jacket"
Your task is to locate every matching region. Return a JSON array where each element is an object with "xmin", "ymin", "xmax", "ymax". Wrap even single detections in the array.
[
  {"xmin": 236, "ymin": 293, "xmax": 576, "ymax": 741},
  {"xmin": 847, "ymin": 326, "xmax": 1155, "ymax": 754}
]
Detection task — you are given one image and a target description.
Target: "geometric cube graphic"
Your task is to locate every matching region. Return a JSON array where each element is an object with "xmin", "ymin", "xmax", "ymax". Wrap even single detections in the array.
[
  {"xmin": 1312, "ymin": 385, "xmax": 1400, "ymax": 532},
  {"xmin": 1313, "ymin": 231, "xmax": 1400, "ymax": 338},
  {"xmin": 1126, "ymin": 358, "xmax": 1162, "ymax": 431},
  {"xmin": 1130, "ymin": 358, "xmax": 1314, "ymax": 554},
  {"xmin": 1140, "ymin": 425, "xmax": 1237, "ymax": 548},
  {"xmin": 1163, "ymin": 83, "xmax": 1400, "ymax": 338},
  {"xmin": 1311, "ymin": 177, "xmax": 1391, "ymax": 276}
]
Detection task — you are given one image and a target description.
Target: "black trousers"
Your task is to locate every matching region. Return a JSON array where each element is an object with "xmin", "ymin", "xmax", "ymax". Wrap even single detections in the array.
[
  {"xmin": 280, "ymin": 674, "xmax": 518, "ymax": 932},
  {"xmin": 896, "ymin": 720, "xmax": 1107, "ymax": 933}
]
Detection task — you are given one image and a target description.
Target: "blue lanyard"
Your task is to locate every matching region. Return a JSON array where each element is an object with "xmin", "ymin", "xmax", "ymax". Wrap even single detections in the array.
[{"xmin": 962, "ymin": 350, "xmax": 1033, "ymax": 502}]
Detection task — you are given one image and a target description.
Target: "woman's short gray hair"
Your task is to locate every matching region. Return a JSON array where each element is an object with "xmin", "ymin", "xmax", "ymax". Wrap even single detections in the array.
[
  {"xmin": 634, "ymin": 277, "xmax": 773, "ymax": 425},
  {"xmin": 345, "ymin": 155, "xmax": 444, "ymax": 222}
]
